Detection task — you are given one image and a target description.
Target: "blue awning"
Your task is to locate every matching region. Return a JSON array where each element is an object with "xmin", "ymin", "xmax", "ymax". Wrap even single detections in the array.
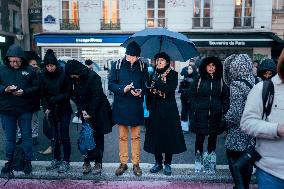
[{"xmin": 34, "ymin": 33, "xmax": 132, "ymax": 44}]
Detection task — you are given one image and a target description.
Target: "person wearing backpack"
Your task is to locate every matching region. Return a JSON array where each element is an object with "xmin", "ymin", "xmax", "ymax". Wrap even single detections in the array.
[
  {"xmin": 65, "ymin": 59, "xmax": 113, "ymax": 175},
  {"xmin": 223, "ymin": 54, "xmax": 256, "ymax": 189},
  {"xmin": 241, "ymin": 49, "xmax": 284, "ymax": 189},
  {"xmin": 108, "ymin": 41, "xmax": 148, "ymax": 177},
  {"xmin": 257, "ymin": 58, "xmax": 277, "ymax": 81},
  {"xmin": 0, "ymin": 44, "xmax": 39, "ymax": 175},
  {"xmin": 189, "ymin": 56, "xmax": 229, "ymax": 174},
  {"xmin": 41, "ymin": 49, "xmax": 73, "ymax": 173}
]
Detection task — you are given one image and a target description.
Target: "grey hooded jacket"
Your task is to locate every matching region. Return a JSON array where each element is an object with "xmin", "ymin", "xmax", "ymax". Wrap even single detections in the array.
[{"xmin": 223, "ymin": 54, "xmax": 255, "ymax": 151}]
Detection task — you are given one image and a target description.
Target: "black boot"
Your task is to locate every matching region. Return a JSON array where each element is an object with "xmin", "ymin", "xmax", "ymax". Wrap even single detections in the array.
[{"xmin": 23, "ymin": 161, "xmax": 32, "ymax": 174}]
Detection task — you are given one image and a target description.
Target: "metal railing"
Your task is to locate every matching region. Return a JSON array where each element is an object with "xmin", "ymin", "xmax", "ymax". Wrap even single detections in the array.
[
  {"xmin": 233, "ymin": 17, "xmax": 254, "ymax": 29},
  {"xmin": 59, "ymin": 19, "xmax": 80, "ymax": 30},
  {"xmin": 100, "ymin": 19, "xmax": 120, "ymax": 30},
  {"xmin": 192, "ymin": 17, "xmax": 213, "ymax": 29}
]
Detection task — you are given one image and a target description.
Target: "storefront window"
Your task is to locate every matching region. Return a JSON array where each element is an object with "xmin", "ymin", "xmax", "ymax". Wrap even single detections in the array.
[
  {"xmin": 146, "ymin": 0, "xmax": 166, "ymax": 28},
  {"xmin": 61, "ymin": 0, "xmax": 79, "ymax": 30},
  {"xmin": 234, "ymin": 0, "xmax": 254, "ymax": 28},
  {"xmin": 193, "ymin": 0, "xmax": 212, "ymax": 28},
  {"xmin": 102, "ymin": 0, "xmax": 120, "ymax": 30}
]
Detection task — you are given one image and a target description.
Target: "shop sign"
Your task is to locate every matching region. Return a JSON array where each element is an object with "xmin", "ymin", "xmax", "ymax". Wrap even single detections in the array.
[
  {"xmin": 76, "ymin": 38, "xmax": 103, "ymax": 43},
  {"xmin": 44, "ymin": 15, "xmax": 56, "ymax": 24},
  {"xmin": 29, "ymin": 8, "xmax": 42, "ymax": 23},
  {"xmin": 0, "ymin": 36, "xmax": 5, "ymax": 43},
  {"xmin": 209, "ymin": 40, "xmax": 246, "ymax": 46}
]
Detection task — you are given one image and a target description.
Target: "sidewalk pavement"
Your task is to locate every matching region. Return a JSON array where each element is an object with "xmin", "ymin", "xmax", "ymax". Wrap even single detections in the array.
[{"xmin": 0, "ymin": 160, "xmax": 255, "ymax": 183}]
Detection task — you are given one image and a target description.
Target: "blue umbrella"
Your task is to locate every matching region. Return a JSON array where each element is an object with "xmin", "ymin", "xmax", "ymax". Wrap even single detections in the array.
[{"xmin": 121, "ymin": 28, "xmax": 199, "ymax": 61}]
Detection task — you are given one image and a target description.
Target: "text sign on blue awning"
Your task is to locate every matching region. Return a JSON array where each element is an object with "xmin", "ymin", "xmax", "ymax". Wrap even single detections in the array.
[{"xmin": 35, "ymin": 34, "xmax": 131, "ymax": 44}]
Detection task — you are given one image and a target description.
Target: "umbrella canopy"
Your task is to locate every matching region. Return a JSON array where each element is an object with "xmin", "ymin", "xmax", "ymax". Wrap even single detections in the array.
[{"xmin": 121, "ymin": 28, "xmax": 199, "ymax": 62}]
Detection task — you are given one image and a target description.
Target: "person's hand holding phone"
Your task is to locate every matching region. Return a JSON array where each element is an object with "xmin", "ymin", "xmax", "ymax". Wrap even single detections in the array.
[
  {"xmin": 5, "ymin": 85, "xmax": 17, "ymax": 93},
  {"xmin": 124, "ymin": 82, "xmax": 134, "ymax": 93},
  {"xmin": 131, "ymin": 88, "xmax": 142, "ymax": 97}
]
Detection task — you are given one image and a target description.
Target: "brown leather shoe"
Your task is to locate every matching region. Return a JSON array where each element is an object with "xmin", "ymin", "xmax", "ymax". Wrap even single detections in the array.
[
  {"xmin": 133, "ymin": 164, "xmax": 142, "ymax": 176},
  {"xmin": 115, "ymin": 163, "xmax": 128, "ymax": 176}
]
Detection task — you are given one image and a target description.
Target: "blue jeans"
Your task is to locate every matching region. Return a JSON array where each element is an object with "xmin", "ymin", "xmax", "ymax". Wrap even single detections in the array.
[
  {"xmin": 1, "ymin": 113, "xmax": 33, "ymax": 161},
  {"xmin": 256, "ymin": 168, "xmax": 284, "ymax": 189}
]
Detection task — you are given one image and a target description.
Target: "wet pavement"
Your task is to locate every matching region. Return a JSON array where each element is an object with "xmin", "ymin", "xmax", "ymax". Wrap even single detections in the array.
[{"xmin": 0, "ymin": 179, "xmax": 257, "ymax": 189}]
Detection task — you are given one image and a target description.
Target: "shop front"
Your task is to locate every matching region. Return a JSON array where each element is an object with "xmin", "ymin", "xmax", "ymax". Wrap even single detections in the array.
[
  {"xmin": 34, "ymin": 33, "xmax": 131, "ymax": 69},
  {"xmin": 185, "ymin": 32, "xmax": 281, "ymax": 61}
]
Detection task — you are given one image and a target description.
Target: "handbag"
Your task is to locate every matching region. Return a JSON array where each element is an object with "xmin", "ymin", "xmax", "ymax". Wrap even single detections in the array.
[{"xmin": 77, "ymin": 122, "xmax": 100, "ymax": 161}]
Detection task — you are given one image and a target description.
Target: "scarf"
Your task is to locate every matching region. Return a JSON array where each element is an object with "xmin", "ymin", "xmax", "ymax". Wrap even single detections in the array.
[{"xmin": 150, "ymin": 65, "xmax": 172, "ymax": 98}]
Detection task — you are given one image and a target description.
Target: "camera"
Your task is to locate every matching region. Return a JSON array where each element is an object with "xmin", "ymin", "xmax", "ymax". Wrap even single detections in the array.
[
  {"xmin": 231, "ymin": 147, "xmax": 261, "ymax": 189},
  {"xmin": 233, "ymin": 147, "xmax": 261, "ymax": 170}
]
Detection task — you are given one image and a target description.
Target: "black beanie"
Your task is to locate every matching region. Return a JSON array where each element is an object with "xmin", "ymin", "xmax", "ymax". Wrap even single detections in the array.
[
  {"xmin": 43, "ymin": 49, "xmax": 59, "ymax": 66},
  {"xmin": 85, "ymin": 59, "xmax": 93, "ymax": 66},
  {"xmin": 65, "ymin": 59, "xmax": 88, "ymax": 76},
  {"xmin": 154, "ymin": 52, "xmax": 170, "ymax": 63},
  {"xmin": 126, "ymin": 41, "xmax": 141, "ymax": 57}
]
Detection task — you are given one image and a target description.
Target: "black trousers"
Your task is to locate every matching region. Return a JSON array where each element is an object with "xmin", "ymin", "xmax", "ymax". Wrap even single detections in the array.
[
  {"xmin": 195, "ymin": 134, "xmax": 217, "ymax": 154},
  {"xmin": 84, "ymin": 133, "xmax": 104, "ymax": 163},
  {"xmin": 154, "ymin": 153, "xmax": 173, "ymax": 165},
  {"xmin": 226, "ymin": 150, "xmax": 253, "ymax": 189},
  {"xmin": 180, "ymin": 99, "xmax": 190, "ymax": 121}
]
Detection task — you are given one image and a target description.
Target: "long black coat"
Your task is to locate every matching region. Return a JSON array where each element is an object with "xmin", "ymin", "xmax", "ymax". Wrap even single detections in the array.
[
  {"xmin": 144, "ymin": 70, "xmax": 186, "ymax": 154},
  {"xmin": 189, "ymin": 57, "xmax": 229, "ymax": 136},
  {"xmin": 108, "ymin": 57, "xmax": 148, "ymax": 126},
  {"xmin": 65, "ymin": 62, "xmax": 112, "ymax": 135}
]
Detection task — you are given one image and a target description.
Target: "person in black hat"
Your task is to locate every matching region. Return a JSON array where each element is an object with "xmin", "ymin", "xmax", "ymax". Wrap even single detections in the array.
[
  {"xmin": 108, "ymin": 41, "xmax": 148, "ymax": 177},
  {"xmin": 65, "ymin": 59, "xmax": 113, "ymax": 175},
  {"xmin": 144, "ymin": 52, "xmax": 186, "ymax": 176},
  {"xmin": 40, "ymin": 49, "xmax": 73, "ymax": 173},
  {"xmin": 257, "ymin": 58, "xmax": 277, "ymax": 81}
]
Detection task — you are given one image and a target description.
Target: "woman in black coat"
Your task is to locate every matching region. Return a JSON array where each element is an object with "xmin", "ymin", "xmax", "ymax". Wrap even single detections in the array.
[
  {"xmin": 41, "ymin": 49, "xmax": 73, "ymax": 173},
  {"xmin": 65, "ymin": 59, "xmax": 112, "ymax": 175},
  {"xmin": 189, "ymin": 56, "xmax": 229, "ymax": 173},
  {"xmin": 144, "ymin": 52, "xmax": 186, "ymax": 176}
]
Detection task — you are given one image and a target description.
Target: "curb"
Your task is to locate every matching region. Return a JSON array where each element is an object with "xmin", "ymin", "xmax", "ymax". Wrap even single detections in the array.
[{"xmin": 0, "ymin": 160, "xmax": 242, "ymax": 182}]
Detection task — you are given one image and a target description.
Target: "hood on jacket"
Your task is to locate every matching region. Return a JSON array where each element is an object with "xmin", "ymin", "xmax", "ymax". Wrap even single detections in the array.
[
  {"xmin": 65, "ymin": 59, "xmax": 89, "ymax": 77},
  {"xmin": 257, "ymin": 58, "xmax": 277, "ymax": 79},
  {"xmin": 199, "ymin": 56, "xmax": 223, "ymax": 80},
  {"xmin": 4, "ymin": 44, "xmax": 28, "ymax": 68},
  {"xmin": 223, "ymin": 54, "xmax": 255, "ymax": 86}
]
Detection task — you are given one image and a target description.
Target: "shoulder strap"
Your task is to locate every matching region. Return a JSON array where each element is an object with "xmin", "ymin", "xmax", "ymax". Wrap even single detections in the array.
[
  {"xmin": 262, "ymin": 79, "xmax": 274, "ymax": 120},
  {"xmin": 236, "ymin": 79, "xmax": 253, "ymax": 89}
]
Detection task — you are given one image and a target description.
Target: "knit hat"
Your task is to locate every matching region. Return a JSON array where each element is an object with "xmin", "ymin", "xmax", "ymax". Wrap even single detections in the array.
[
  {"xmin": 154, "ymin": 52, "xmax": 170, "ymax": 63},
  {"xmin": 85, "ymin": 59, "xmax": 93, "ymax": 66},
  {"xmin": 43, "ymin": 49, "xmax": 59, "ymax": 66},
  {"xmin": 65, "ymin": 59, "xmax": 88, "ymax": 76},
  {"xmin": 257, "ymin": 58, "xmax": 277, "ymax": 78},
  {"xmin": 126, "ymin": 41, "xmax": 141, "ymax": 57}
]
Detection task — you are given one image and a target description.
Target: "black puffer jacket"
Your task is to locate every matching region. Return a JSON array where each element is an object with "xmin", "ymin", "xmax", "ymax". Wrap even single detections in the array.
[
  {"xmin": 0, "ymin": 44, "xmax": 39, "ymax": 115},
  {"xmin": 189, "ymin": 57, "xmax": 229, "ymax": 135},
  {"xmin": 40, "ymin": 67, "xmax": 73, "ymax": 116}
]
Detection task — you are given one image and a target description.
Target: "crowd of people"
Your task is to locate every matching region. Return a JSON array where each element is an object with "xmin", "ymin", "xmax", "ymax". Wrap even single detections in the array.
[{"xmin": 0, "ymin": 42, "xmax": 283, "ymax": 188}]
